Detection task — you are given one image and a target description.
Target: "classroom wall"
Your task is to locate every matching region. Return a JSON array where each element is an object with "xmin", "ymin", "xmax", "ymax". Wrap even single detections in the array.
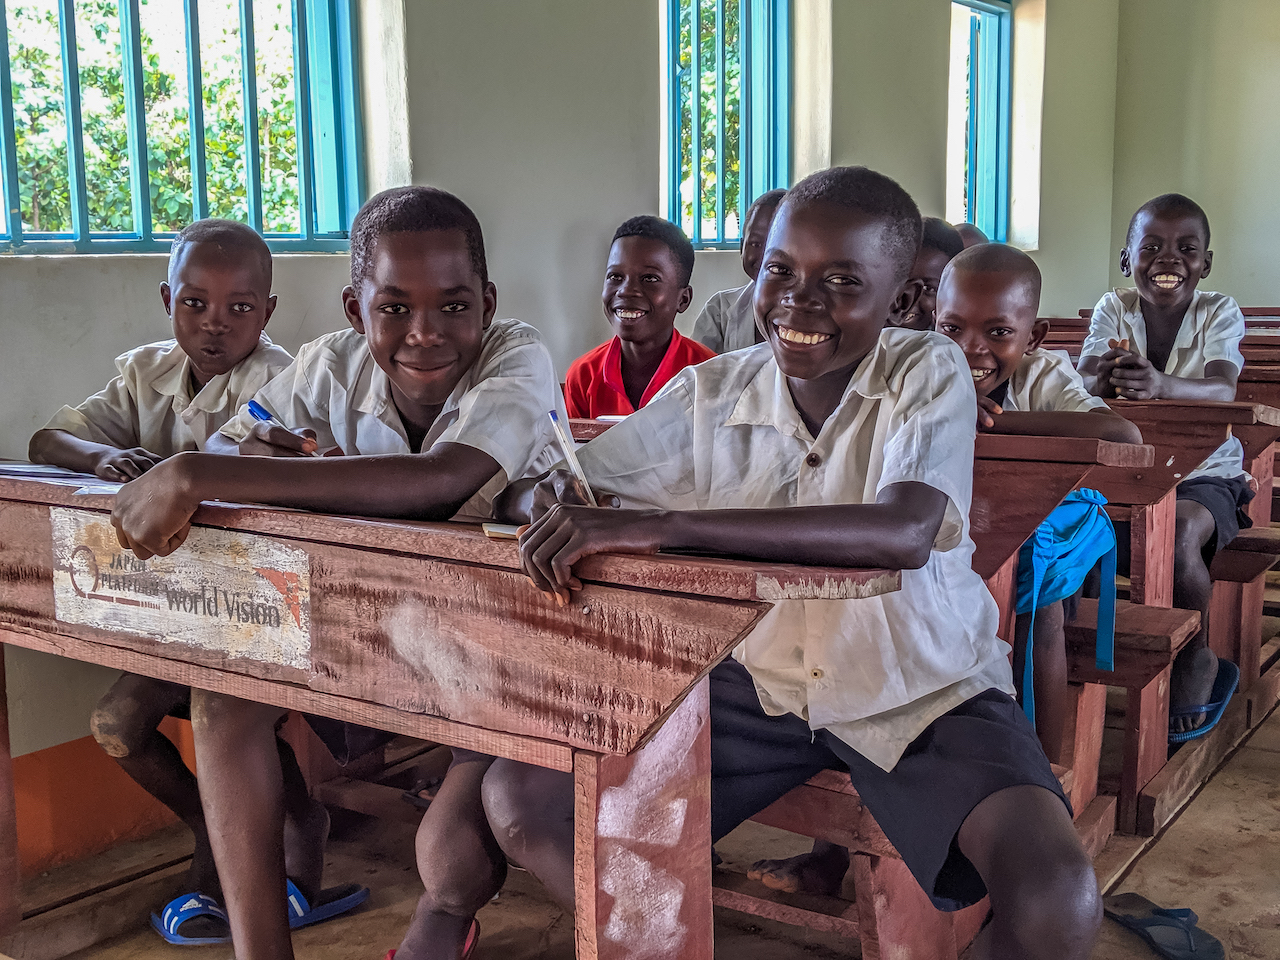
[{"xmin": 1109, "ymin": 0, "xmax": 1280, "ymax": 306}]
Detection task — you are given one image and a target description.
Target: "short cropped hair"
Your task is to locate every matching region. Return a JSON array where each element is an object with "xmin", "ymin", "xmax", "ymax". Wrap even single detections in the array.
[
  {"xmin": 955, "ymin": 223, "xmax": 989, "ymax": 247},
  {"xmin": 1126, "ymin": 193, "xmax": 1211, "ymax": 248},
  {"xmin": 947, "ymin": 242, "xmax": 1042, "ymax": 307},
  {"xmin": 170, "ymin": 219, "xmax": 271, "ymax": 283},
  {"xmin": 782, "ymin": 166, "xmax": 922, "ymax": 282},
  {"xmin": 612, "ymin": 215, "xmax": 695, "ymax": 286},
  {"xmin": 349, "ymin": 186, "xmax": 488, "ymax": 290},
  {"xmin": 745, "ymin": 188, "xmax": 787, "ymax": 225},
  {"xmin": 921, "ymin": 217, "xmax": 964, "ymax": 260}
]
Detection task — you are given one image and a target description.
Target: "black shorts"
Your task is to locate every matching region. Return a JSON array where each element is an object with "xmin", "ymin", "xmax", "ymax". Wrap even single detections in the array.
[
  {"xmin": 1177, "ymin": 474, "xmax": 1255, "ymax": 562},
  {"xmin": 709, "ymin": 657, "xmax": 1067, "ymax": 911}
]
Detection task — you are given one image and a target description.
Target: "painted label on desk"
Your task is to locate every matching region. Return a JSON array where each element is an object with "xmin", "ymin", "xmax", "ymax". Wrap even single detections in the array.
[{"xmin": 49, "ymin": 508, "xmax": 311, "ymax": 668}]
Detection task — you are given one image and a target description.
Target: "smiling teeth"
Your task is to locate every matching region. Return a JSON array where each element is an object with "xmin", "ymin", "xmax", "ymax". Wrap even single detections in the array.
[
  {"xmin": 614, "ymin": 309, "xmax": 646, "ymax": 319},
  {"xmin": 776, "ymin": 327, "xmax": 832, "ymax": 345},
  {"xmin": 1152, "ymin": 274, "xmax": 1183, "ymax": 289},
  {"xmin": 971, "ymin": 369, "xmax": 993, "ymax": 380}
]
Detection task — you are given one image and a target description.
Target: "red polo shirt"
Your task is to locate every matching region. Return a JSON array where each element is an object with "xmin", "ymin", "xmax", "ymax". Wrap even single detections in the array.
[{"xmin": 563, "ymin": 329, "xmax": 716, "ymax": 418}]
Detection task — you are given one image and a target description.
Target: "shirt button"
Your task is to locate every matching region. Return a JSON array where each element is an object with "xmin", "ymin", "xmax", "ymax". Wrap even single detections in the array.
[
  {"xmin": 805, "ymin": 452, "xmax": 821, "ymax": 467},
  {"xmin": 810, "ymin": 667, "xmax": 824, "ymax": 680}
]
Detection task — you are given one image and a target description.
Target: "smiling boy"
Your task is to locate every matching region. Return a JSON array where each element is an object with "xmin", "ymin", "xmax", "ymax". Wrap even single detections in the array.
[
  {"xmin": 691, "ymin": 188, "xmax": 787, "ymax": 352},
  {"xmin": 478, "ymin": 168, "xmax": 1101, "ymax": 960},
  {"xmin": 890, "ymin": 216, "xmax": 965, "ymax": 332},
  {"xmin": 563, "ymin": 215, "xmax": 713, "ymax": 418},
  {"xmin": 111, "ymin": 186, "xmax": 566, "ymax": 960},
  {"xmin": 1078, "ymin": 193, "xmax": 1248, "ymax": 735}
]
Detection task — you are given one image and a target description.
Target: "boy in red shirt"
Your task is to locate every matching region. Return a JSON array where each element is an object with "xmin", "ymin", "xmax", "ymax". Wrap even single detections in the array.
[{"xmin": 563, "ymin": 215, "xmax": 715, "ymax": 417}]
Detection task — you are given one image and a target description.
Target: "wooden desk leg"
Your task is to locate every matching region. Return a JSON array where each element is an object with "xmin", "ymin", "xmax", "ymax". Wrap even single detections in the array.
[
  {"xmin": 1119, "ymin": 668, "xmax": 1170, "ymax": 834},
  {"xmin": 1061, "ymin": 682, "xmax": 1106, "ymax": 815},
  {"xmin": 983, "ymin": 554, "xmax": 1018, "ymax": 646},
  {"xmin": 1129, "ymin": 491, "xmax": 1176, "ymax": 608},
  {"xmin": 0, "ymin": 648, "xmax": 19, "ymax": 933},
  {"xmin": 851, "ymin": 853, "xmax": 986, "ymax": 960},
  {"xmin": 573, "ymin": 678, "xmax": 713, "ymax": 960}
]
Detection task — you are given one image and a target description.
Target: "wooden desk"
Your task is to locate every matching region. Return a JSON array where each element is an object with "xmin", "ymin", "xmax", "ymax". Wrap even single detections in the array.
[{"xmin": 0, "ymin": 471, "xmax": 899, "ymax": 957}]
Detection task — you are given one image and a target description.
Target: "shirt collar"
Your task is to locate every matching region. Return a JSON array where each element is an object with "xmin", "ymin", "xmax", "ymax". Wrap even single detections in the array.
[
  {"xmin": 600, "ymin": 329, "xmax": 691, "ymax": 412},
  {"xmin": 1116, "ymin": 287, "xmax": 1204, "ymax": 365},
  {"xmin": 352, "ymin": 332, "xmax": 476, "ymax": 439}
]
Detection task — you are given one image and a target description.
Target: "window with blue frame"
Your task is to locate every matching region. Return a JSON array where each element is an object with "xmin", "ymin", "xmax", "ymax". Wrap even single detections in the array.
[
  {"xmin": 0, "ymin": 0, "xmax": 362, "ymax": 252},
  {"xmin": 666, "ymin": 0, "xmax": 789, "ymax": 250},
  {"xmin": 945, "ymin": 0, "xmax": 1010, "ymax": 241}
]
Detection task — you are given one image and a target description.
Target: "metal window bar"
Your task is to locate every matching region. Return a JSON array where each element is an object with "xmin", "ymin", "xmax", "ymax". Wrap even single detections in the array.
[
  {"xmin": 57, "ymin": 0, "xmax": 91, "ymax": 243},
  {"xmin": 666, "ymin": 0, "xmax": 682, "ymax": 229},
  {"xmin": 119, "ymin": 0, "xmax": 152, "ymax": 241},
  {"xmin": 714, "ymin": 0, "xmax": 724, "ymax": 243},
  {"xmin": 965, "ymin": 10, "xmax": 979, "ymax": 227},
  {"xmin": 0, "ymin": 1, "xmax": 24, "ymax": 241},
  {"xmin": 184, "ymin": 0, "xmax": 208, "ymax": 221},
  {"xmin": 239, "ymin": 0, "xmax": 263, "ymax": 233},
  {"xmin": 292, "ymin": 0, "xmax": 317, "ymax": 241},
  {"xmin": 690, "ymin": 0, "xmax": 701, "ymax": 245}
]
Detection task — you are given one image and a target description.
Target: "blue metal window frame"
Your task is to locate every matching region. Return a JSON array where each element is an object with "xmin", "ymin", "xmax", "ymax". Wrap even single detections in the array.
[
  {"xmin": 666, "ymin": 0, "xmax": 790, "ymax": 251},
  {"xmin": 0, "ymin": 0, "xmax": 364, "ymax": 254},
  {"xmin": 956, "ymin": 0, "xmax": 1011, "ymax": 241}
]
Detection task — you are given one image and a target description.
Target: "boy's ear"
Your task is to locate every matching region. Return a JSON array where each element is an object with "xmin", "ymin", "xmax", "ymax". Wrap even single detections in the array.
[
  {"xmin": 889, "ymin": 278, "xmax": 925, "ymax": 326},
  {"xmin": 342, "ymin": 285, "xmax": 366, "ymax": 335},
  {"xmin": 1027, "ymin": 318, "xmax": 1050, "ymax": 354},
  {"xmin": 262, "ymin": 294, "xmax": 278, "ymax": 328},
  {"xmin": 1119, "ymin": 248, "xmax": 1132, "ymax": 277},
  {"xmin": 676, "ymin": 284, "xmax": 693, "ymax": 315},
  {"xmin": 159, "ymin": 281, "xmax": 172, "ymax": 317},
  {"xmin": 1201, "ymin": 249, "xmax": 1213, "ymax": 279},
  {"xmin": 482, "ymin": 280, "xmax": 498, "ymax": 330}
]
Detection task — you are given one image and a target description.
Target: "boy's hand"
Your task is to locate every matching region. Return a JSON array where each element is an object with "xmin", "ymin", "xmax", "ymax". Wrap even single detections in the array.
[
  {"xmin": 111, "ymin": 455, "xmax": 201, "ymax": 559},
  {"xmin": 239, "ymin": 421, "xmax": 322, "ymax": 458},
  {"xmin": 976, "ymin": 396, "xmax": 1003, "ymax": 431},
  {"xmin": 93, "ymin": 446, "xmax": 164, "ymax": 482},
  {"xmin": 519, "ymin": 505, "xmax": 664, "ymax": 605},
  {"xmin": 1108, "ymin": 352, "xmax": 1165, "ymax": 400},
  {"xmin": 529, "ymin": 468, "xmax": 620, "ymax": 524}
]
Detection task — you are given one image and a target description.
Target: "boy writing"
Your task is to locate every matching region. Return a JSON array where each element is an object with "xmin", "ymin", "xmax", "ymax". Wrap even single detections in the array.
[
  {"xmin": 477, "ymin": 168, "xmax": 1101, "ymax": 960},
  {"xmin": 890, "ymin": 216, "xmax": 965, "ymax": 331},
  {"xmin": 111, "ymin": 186, "xmax": 566, "ymax": 960},
  {"xmin": 1079, "ymin": 193, "xmax": 1248, "ymax": 735},
  {"xmin": 29, "ymin": 219, "xmax": 296, "ymax": 944},
  {"xmin": 563, "ymin": 215, "xmax": 713, "ymax": 417},
  {"xmin": 691, "ymin": 188, "xmax": 786, "ymax": 352}
]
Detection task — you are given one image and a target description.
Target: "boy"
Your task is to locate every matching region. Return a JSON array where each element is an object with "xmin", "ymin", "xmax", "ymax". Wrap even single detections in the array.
[
  {"xmin": 480, "ymin": 168, "xmax": 1101, "ymax": 960},
  {"xmin": 956, "ymin": 222, "xmax": 989, "ymax": 248},
  {"xmin": 1079, "ymin": 193, "xmax": 1247, "ymax": 735},
  {"xmin": 29, "ymin": 219, "xmax": 295, "ymax": 944},
  {"xmin": 564, "ymin": 215, "xmax": 713, "ymax": 417},
  {"xmin": 111, "ymin": 186, "xmax": 566, "ymax": 960},
  {"xmin": 691, "ymin": 188, "xmax": 786, "ymax": 352},
  {"xmin": 891, "ymin": 217, "xmax": 965, "ymax": 331}
]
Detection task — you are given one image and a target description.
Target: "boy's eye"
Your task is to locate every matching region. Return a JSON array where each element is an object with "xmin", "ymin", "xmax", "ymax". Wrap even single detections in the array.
[
  {"xmin": 642, "ymin": 273, "xmax": 661, "ymax": 283},
  {"xmin": 827, "ymin": 274, "xmax": 857, "ymax": 286},
  {"xmin": 231, "ymin": 303, "xmax": 253, "ymax": 313},
  {"xmin": 441, "ymin": 301, "xmax": 470, "ymax": 313},
  {"xmin": 938, "ymin": 322, "xmax": 959, "ymax": 335},
  {"xmin": 988, "ymin": 327, "xmax": 1014, "ymax": 338},
  {"xmin": 605, "ymin": 271, "xmax": 623, "ymax": 281},
  {"xmin": 181, "ymin": 298, "xmax": 203, "ymax": 308},
  {"xmin": 379, "ymin": 303, "xmax": 410, "ymax": 315},
  {"xmin": 763, "ymin": 263, "xmax": 790, "ymax": 277}
]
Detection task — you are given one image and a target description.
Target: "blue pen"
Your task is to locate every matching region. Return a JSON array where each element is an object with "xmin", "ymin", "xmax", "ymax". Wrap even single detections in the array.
[{"xmin": 246, "ymin": 400, "xmax": 322, "ymax": 457}]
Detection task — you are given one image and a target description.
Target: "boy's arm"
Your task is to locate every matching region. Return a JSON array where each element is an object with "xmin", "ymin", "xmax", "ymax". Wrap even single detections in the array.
[
  {"xmin": 111, "ymin": 443, "xmax": 502, "ymax": 559},
  {"xmin": 28, "ymin": 430, "xmax": 163, "ymax": 480},
  {"xmin": 518, "ymin": 481, "xmax": 948, "ymax": 602},
  {"xmin": 1107, "ymin": 356, "xmax": 1237, "ymax": 401},
  {"xmin": 983, "ymin": 409, "xmax": 1143, "ymax": 444}
]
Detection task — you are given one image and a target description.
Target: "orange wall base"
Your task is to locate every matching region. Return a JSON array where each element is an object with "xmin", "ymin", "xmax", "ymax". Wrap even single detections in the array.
[{"xmin": 14, "ymin": 718, "xmax": 196, "ymax": 876}]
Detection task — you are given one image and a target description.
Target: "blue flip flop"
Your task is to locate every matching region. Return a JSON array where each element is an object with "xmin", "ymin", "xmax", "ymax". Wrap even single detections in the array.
[
  {"xmin": 286, "ymin": 878, "xmax": 371, "ymax": 930},
  {"xmin": 1104, "ymin": 892, "xmax": 1224, "ymax": 959},
  {"xmin": 150, "ymin": 892, "xmax": 231, "ymax": 945},
  {"xmin": 1169, "ymin": 659, "xmax": 1240, "ymax": 744}
]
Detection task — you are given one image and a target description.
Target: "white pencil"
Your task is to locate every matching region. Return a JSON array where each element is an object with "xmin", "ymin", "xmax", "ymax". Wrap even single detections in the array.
[{"xmin": 548, "ymin": 410, "xmax": 598, "ymax": 507}]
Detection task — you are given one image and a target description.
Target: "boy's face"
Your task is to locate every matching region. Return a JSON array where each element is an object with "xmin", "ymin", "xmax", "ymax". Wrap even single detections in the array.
[
  {"xmin": 601, "ymin": 236, "xmax": 692, "ymax": 346},
  {"xmin": 343, "ymin": 230, "xmax": 496, "ymax": 429},
  {"xmin": 893, "ymin": 246, "xmax": 952, "ymax": 331},
  {"xmin": 754, "ymin": 201, "xmax": 916, "ymax": 384},
  {"xmin": 740, "ymin": 201, "xmax": 779, "ymax": 281},
  {"xmin": 161, "ymin": 241, "xmax": 276, "ymax": 387},
  {"xmin": 934, "ymin": 269, "xmax": 1047, "ymax": 399},
  {"xmin": 1121, "ymin": 210, "xmax": 1212, "ymax": 310}
]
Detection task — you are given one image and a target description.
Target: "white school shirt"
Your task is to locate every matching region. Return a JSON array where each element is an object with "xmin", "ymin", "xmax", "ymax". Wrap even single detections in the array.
[
  {"xmin": 1079, "ymin": 288, "xmax": 1246, "ymax": 479},
  {"xmin": 41, "ymin": 334, "xmax": 293, "ymax": 456},
  {"xmin": 691, "ymin": 281, "xmax": 757, "ymax": 353},
  {"xmin": 1000, "ymin": 348, "xmax": 1110, "ymax": 414},
  {"xmin": 219, "ymin": 319, "xmax": 566, "ymax": 519},
  {"xmin": 574, "ymin": 327, "xmax": 1014, "ymax": 771}
]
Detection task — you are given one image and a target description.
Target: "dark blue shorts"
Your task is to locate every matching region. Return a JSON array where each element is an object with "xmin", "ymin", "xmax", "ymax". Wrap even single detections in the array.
[
  {"xmin": 710, "ymin": 657, "xmax": 1068, "ymax": 911},
  {"xmin": 1177, "ymin": 474, "xmax": 1255, "ymax": 563}
]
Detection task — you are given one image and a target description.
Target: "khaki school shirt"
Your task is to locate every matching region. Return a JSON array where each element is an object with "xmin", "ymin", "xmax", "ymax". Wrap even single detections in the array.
[
  {"xmin": 219, "ymin": 319, "xmax": 566, "ymax": 519},
  {"xmin": 691, "ymin": 281, "xmax": 758, "ymax": 353},
  {"xmin": 41, "ymin": 334, "xmax": 293, "ymax": 456},
  {"xmin": 574, "ymin": 327, "xmax": 1014, "ymax": 771},
  {"xmin": 1002, "ymin": 348, "xmax": 1110, "ymax": 414},
  {"xmin": 1079, "ymin": 289, "xmax": 1246, "ymax": 479}
]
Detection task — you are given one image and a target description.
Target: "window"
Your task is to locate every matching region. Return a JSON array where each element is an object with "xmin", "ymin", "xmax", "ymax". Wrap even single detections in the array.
[
  {"xmin": 665, "ymin": 0, "xmax": 790, "ymax": 250},
  {"xmin": 0, "ymin": 0, "xmax": 362, "ymax": 252},
  {"xmin": 945, "ymin": 0, "xmax": 1011, "ymax": 241}
]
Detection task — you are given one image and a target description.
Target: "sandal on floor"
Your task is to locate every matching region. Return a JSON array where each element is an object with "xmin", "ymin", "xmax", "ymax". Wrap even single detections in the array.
[
  {"xmin": 150, "ymin": 892, "xmax": 231, "ymax": 945},
  {"xmin": 286, "ymin": 878, "xmax": 371, "ymax": 929},
  {"xmin": 1169, "ymin": 660, "xmax": 1239, "ymax": 744},
  {"xmin": 1104, "ymin": 892, "xmax": 1224, "ymax": 959},
  {"xmin": 383, "ymin": 919, "xmax": 479, "ymax": 960}
]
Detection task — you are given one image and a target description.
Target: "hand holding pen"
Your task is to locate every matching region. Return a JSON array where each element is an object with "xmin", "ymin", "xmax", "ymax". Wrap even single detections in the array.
[{"xmin": 241, "ymin": 400, "xmax": 326, "ymax": 458}]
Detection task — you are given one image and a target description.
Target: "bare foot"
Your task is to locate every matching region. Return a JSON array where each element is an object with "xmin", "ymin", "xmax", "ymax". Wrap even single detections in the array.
[
  {"xmin": 747, "ymin": 842, "xmax": 850, "ymax": 896},
  {"xmin": 1170, "ymin": 645, "xmax": 1220, "ymax": 734}
]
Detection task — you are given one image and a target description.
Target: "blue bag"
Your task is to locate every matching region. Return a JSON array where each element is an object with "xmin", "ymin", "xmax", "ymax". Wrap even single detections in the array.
[{"xmin": 1015, "ymin": 488, "xmax": 1117, "ymax": 723}]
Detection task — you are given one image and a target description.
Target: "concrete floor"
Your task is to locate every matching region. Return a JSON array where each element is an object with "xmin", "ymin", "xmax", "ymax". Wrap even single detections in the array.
[{"xmin": 63, "ymin": 707, "xmax": 1280, "ymax": 960}]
